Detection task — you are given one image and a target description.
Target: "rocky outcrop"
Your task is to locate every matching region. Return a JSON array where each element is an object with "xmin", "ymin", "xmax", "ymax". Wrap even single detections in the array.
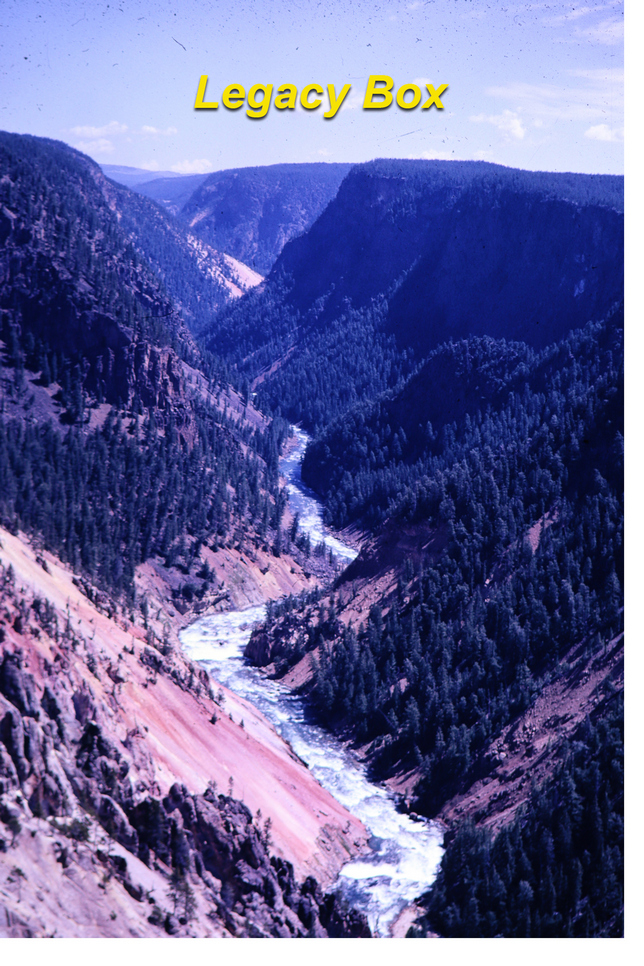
[
  {"xmin": 245, "ymin": 628, "xmax": 274, "ymax": 667},
  {"xmin": 0, "ymin": 646, "xmax": 369, "ymax": 936},
  {"xmin": 0, "ymin": 530, "xmax": 370, "ymax": 937},
  {"xmin": 127, "ymin": 781, "xmax": 370, "ymax": 938}
]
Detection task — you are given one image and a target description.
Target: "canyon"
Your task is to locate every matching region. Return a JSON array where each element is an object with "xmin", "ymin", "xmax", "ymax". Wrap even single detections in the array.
[{"xmin": 0, "ymin": 132, "xmax": 623, "ymax": 937}]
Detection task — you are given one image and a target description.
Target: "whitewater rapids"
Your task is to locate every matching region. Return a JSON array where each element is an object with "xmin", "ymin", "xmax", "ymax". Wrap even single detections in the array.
[{"xmin": 181, "ymin": 427, "xmax": 443, "ymax": 936}]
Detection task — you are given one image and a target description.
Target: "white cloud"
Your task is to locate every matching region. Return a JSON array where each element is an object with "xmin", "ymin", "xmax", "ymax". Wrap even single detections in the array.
[
  {"xmin": 584, "ymin": 123, "xmax": 624, "ymax": 142},
  {"xmin": 141, "ymin": 125, "xmax": 178, "ymax": 136},
  {"xmin": 545, "ymin": 5, "xmax": 605, "ymax": 26},
  {"xmin": 470, "ymin": 110, "xmax": 525, "ymax": 140},
  {"xmin": 568, "ymin": 67, "xmax": 624, "ymax": 84},
  {"xmin": 68, "ymin": 121, "xmax": 182, "ymax": 162},
  {"xmin": 411, "ymin": 77, "xmax": 436, "ymax": 92},
  {"xmin": 485, "ymin": 77, "xmax": 622, "ymax": 123},
  {"xmin": 170, "ymin": 159, "xmax": 214, "ymax": 174},
  {"xmin": 73, "ymin": 138, "xmax": 115, "ymax": 156},
  {"xmin": 341, "ymin": 90, "xmax": 365, "ymax": 111},
  {"xmin": 579, "ymin": 17, "xmax": 623, "ymax": 45},
  {"xmin": 542, "ymin": 2, "xmax": 624, "ymax": 44},
  {"xmin": 70, "ymin": 121, "xmax": 128, "ymax": 138},
  {"xmin": 407, "ymin": 150, "xmax": 457, "ymax": 161}
]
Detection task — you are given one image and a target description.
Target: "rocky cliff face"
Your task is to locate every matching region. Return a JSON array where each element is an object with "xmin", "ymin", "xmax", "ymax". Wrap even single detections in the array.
[
  {"xmin": 273, "ymin": 160, "xmax": 623, "ymax": 353},
  {"xmin": 0, "ymin": 528, "xmax": 369, "ymax": 937},
  {"xmin": 181, "ymin": 162, "xmax": 353, "ymax": 276}
]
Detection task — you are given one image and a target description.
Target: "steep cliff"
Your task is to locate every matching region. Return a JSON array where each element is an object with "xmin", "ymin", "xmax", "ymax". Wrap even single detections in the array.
[
  {"xmin": 201, "ymin": 159, "xmax": 623, "ymax": 433},
  {"xmin": 0, "ymin": 527, "xmax": 369, "ymax": 937},
  {"xmin": 181, "ymin": 162, "xmax": 353, "ymax": 276}
]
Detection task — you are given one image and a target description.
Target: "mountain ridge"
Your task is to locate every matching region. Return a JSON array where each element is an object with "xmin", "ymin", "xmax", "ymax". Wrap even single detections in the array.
[{"xmin": 200, "ymin": 158, "xmax": 623, "ymax": 434}]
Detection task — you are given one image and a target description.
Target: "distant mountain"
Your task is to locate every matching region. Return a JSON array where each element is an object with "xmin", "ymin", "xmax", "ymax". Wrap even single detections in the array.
[
  {"xmin": 103, "ymin": 162, "xmax": 354, "ymax": 268},
  {"xmin": 181, "ymin": 162, "xmax": 354, "ymax": 275},
  {"xmin": 203, "ymin": 159, "xmax": 623, "ymax": 434},
  {"xmin": 133, "ymin": 174, "xmax": 211, "ymax": 216},
  {"xmin": 101, "ymin": 163, "xmax": 204, "ymax": 188}
]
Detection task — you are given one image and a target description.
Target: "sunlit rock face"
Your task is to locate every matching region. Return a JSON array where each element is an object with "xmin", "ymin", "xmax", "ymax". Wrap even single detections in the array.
[{"xmin": 0, "ymin": 526, "xmax": 370, "ymax": 937}]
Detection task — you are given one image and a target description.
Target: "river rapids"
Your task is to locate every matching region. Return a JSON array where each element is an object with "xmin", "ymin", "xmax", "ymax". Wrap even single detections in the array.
[{"xmin": 180, "ymin": 427, "xmax": 444, "ymax": 937}]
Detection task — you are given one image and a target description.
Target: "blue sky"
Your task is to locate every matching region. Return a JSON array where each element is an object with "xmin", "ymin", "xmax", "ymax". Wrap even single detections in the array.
[{"xmin": 0, "ymin": 0, "xmax": 624, "ymax": 174}]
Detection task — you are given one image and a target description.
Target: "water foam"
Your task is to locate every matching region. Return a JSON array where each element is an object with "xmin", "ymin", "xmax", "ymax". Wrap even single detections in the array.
[{"xmin": 180, "ymin": 427, "xmax": 443, "ymax": 936}]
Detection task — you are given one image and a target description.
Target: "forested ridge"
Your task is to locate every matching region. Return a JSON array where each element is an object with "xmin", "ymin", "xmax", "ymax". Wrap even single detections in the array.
[
  {"xmin": 0, "ymin": 406, "xmax": 289, "ymax": 600},
  {"xmin": 0, "ymin": 131, "xmax": 291, "ymax": 603},
  {"xmin": 302, "ymin": 334, "xmax": 538, "ymax": 528},
  {"xmin": 255, "ymin": 318, "xmax": 623, "ymax": 790},
  {"xmin": 250, "ymin": 317, "xmax": 624, "ymax": 936},
  {"xmin": 200, "ymin": 159, "xmax": 623, "ymax": 434},
  {"xmin": 0, "ymin": 133, "xmax": 185, "ymax": 370},
  {"xmin": 302, "ymin": 315, "xmax": 623, "ymax": 531},
  {"xmin": 0, "ymin": 131, "xmax": 260, "ymax": 406},
  {"xmin": 412, "ymin": 695, "xmax": 623, "ymax": 938}
]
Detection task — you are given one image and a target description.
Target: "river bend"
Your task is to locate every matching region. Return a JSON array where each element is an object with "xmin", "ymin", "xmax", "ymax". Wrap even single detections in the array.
[{"xmin": 180, "ymin": 427, "xmax": 443, "ymax": 936}]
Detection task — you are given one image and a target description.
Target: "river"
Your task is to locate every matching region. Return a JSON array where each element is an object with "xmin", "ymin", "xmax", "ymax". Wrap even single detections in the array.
[{"xmin": 180, "ymin": 426, "xmax": 444, "ymax": 937}]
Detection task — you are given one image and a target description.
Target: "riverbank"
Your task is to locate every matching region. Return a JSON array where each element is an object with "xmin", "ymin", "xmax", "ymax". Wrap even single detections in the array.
[
  {"xmin": 179, "ymin": 428, "xmax": 444, "ymax": 936},
  {"xmin": 0, "ymin": 524, "xmax": 371, "ymax": 937}
]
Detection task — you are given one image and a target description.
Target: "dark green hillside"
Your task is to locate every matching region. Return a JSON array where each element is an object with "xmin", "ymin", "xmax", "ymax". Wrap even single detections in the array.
[
  {"xmin": 181, "ymin": 162, "xmax": 353, "ymax": 277},
  {"xmin": 105, "ymin": 174, "xmax": 259, "ymax": 334},
  {"xmin": 237, "ymin": 161, "xmax": 624, "ymax": 939},
  {"xmin": 0, "ymin": 132, "xmax": 289, "ymax": 598},
  {"xmin": 253, "ymin": 316, "xmax": 623, "ymax": 828},
  {"xmin": 250, "ymin": 319, "xmax": 624, "ymax": 936},
  {"xmin": 0, "ymin": 132, "xmax": 187, "ymax": 408},
  {"xmin": 413, "ymin": 695, "xmax": 623, "ymax": 938},
  {"xmin": 277, "ymin": 160, "xmax": 622, "ymax": 352},
  {"xmin": 302, "ymin": 311, "xmax": 620, "ymax": 529},
  {"xmin": 201, "ymin": 159, "xmax": 623, "ymax": 433},
  {"xmin": 0, "ymin": 405, "xmax": 288, "ymax": 599},
  {"xmin": 0, "ymin": 131, "xmax": 261, "ymax": 412},
  {"xmin": 302, "ymin": 335, "xmax": 536, "ymax": 528}
]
